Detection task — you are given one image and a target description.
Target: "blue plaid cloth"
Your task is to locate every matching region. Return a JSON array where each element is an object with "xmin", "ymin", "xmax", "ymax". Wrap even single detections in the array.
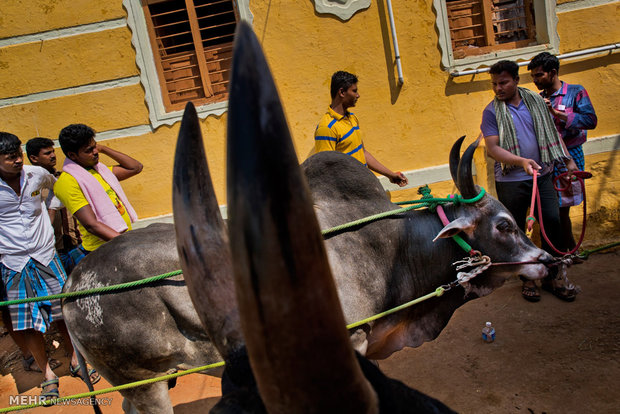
[
  {"xmin": 67, "ymin": 244, "xmax": 90, "ymax": 270},
  {"xmin": 554, "ymin": 145, "xmax": 585, "ymax": 177},
  {"xmin": 58, "ymin": 244, "xmax": 89, "ymax": 275},
  {"xmin": 0, "ymin": 254, "xmax": 66, "ymax": 333}
]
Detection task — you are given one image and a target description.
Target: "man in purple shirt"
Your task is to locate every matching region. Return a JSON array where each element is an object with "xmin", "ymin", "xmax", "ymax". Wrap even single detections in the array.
[
  {"xmin": 480, "ymin": 60, "xmax": 577, "ymax": 303},
  {"xmin": 528, "ymin": 52, "xmax": 597, "ymax": 250}
]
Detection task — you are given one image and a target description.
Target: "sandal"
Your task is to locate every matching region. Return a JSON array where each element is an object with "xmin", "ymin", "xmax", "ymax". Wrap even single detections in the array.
[
  {"xmin": 521, "ymin": 283, "xmax": 541, "ymax": 302},
  {"xmin": 70, "ymin": 364, "xmax": 101, "ymax": 385},
  {"xmin": 541, "ymin": 282, "xmax": 577, "ymax": 302},
  {"xmin": 23, "ymin": 356, "xmax": 62, "ymax": 372},
  {"xmin": 40, "ymin": 378, "xmax": 59, "ymax": 405}
]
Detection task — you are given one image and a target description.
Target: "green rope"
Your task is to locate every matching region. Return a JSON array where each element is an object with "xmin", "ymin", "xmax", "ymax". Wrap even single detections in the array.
[
  {"xmin": 451, "ymin": 235, "xmax": 473, "ymax": 254},
  {"xmin": 2, "ymin": 187, "xmax": 487, "ymax": 306},
  {"xmin": 578, "ymin": 241, "xmax": 620, "ymax": 259},
  {"xmin": 321, "ymin": 204, "xmax": 421, "ymax": 236},
  {"xmin": 346, "ymin": 287, "xmax": 446, "ymax": 329},
  {"xmin": 322, "ymin": 186, "xmax": 486, "ymax": 237},
  {"xmin": 0, "ymin": 270, "xmax": 183, "ymax": 307},
  {"xmin": 409, "ymin": 185, "xmax": 480, "ymax": 254},
  {"xmin": 0, "ymin": 361, "xmax": 225, "ymax": 412},
  {"xmin": 396, "ymin": 186, "xmax": 486, "ymax": 207},
  {"xmin": 0, "ymin": 283, "xmax": 451, "ymax": 412}
]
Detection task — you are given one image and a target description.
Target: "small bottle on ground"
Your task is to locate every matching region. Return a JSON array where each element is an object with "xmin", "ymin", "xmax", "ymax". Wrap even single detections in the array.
[{"xmin": 482, "ymin": 321, "xmax": 495, "ymax": 343}]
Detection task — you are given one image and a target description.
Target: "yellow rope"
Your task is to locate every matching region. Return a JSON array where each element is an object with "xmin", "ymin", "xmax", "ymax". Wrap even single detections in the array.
[
  {"xmin": 0, "ymin": 286, "xmax": 450, "ymax": 412},
  {"xmin": 0, "ymin": 362, "xmax": 225, "ymax": 412}
]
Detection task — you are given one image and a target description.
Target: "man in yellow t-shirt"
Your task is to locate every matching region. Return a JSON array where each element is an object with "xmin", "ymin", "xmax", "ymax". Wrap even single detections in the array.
[
  {"xmin": 314, "ymin": 71, "xmax": 408, "ymax": 187},
  {"xmin": 53, "ymin": 124, "xmax": 143, "ymax": 258},
  {"xmin": 55, "ymin": 166, "xmax": 133, "ymax": 252}
]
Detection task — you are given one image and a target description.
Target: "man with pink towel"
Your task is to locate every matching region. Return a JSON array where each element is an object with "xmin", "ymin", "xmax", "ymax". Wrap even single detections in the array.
[{"xmin": 54, "ymin": 124, "xmax": 143, "ymax": 262}]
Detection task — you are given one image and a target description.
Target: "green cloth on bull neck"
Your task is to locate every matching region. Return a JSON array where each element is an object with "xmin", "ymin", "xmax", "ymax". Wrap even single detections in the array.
[{"xmin": 493, "ymin": 86, "xmax": 568, "ymax": 174}]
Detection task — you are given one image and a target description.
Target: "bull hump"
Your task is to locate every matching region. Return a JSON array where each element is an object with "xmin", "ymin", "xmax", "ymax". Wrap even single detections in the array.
[{"xmin": 303, "ymin": 152, "xmax": 389, "ymax": 203}]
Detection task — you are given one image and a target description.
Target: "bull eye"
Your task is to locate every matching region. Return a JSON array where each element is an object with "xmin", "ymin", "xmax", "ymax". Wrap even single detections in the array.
[{"xmin": 496, "ymin": 219, "xmax": 513, "ymax": 233}]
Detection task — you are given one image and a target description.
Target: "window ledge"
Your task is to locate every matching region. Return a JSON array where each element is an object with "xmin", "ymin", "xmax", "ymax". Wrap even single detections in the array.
[
  {"xmin": 447, "ymin": 43, "xmax": 557, "ymax": 73},
  {"xmin": 434, "ymin": 0, "xmax": 560, "ymax": 73}
]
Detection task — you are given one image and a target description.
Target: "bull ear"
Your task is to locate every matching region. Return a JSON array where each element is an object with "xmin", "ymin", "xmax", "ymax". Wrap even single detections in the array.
[
  {"xmin": 172, "ymin": 102, "xmax": 244, "ymax": 359},
  {"xmin": 226, "ymin": 21, "xmax": 378, "ymax": 413},
  {"xmin": 433, "ymin": 217, "xmax": 476, "ymax": 241}
]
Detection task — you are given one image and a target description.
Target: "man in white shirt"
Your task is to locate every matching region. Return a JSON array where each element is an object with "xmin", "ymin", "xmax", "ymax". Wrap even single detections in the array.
[{"xmin": 0, "ymin": 132, "xmax": 87, "ymax": 401}]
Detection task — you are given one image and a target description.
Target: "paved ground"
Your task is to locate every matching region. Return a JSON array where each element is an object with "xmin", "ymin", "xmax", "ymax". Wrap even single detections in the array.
[{"xmin": 1, "ymin": 248, "xmax": 618, "ymax": 413}]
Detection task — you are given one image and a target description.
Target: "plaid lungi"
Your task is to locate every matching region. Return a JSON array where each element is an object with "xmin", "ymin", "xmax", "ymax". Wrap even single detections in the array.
[
  {"xmin": 0, "ymin": 254, "xmax": 66, "ymax": 333},
  {"xmin": 553, "ymin": 145, "xmax": 587, "ymax": 203},
  {"xmin": 67, "ymin": 244, "xmax": 90, "ymax": 269},
  {"xmin": 554, "ymin": 145, "xmax": 585, "ymax": 176},
  {"xmin": 58, "ymin": 244, "xmax": 89, "ymax": 275}
]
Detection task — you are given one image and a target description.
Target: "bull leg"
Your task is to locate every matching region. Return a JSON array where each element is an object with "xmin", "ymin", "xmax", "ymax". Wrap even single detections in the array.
[{"xmin": 119, "ymin": 382, "xmax": 173, "ymax": 414}]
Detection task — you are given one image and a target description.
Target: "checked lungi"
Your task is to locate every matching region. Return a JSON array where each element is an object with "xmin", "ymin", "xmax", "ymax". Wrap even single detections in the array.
[
  {"xmin": 554, "ymin": 146, "xmax": 585, "ymax": 176},
  {"xmin": 0, "ymin": 254, "xmax": 66, "ymax": 333}
]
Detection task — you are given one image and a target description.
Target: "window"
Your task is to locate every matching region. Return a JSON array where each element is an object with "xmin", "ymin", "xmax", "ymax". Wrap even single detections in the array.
[
  {"xmin": 433, "ymin": 0, "xmax": 558, "ymax": 72},
  {"xmin": 124, "ymin": 0, "xmax": 252, "ymax": 127},
  {"xmin": 143, "ymin": 0, "xmax": 236, "ymax": 111},
  {"xmin": 447, "ymin": 0, "xmax": 536, "ymax": 59}
]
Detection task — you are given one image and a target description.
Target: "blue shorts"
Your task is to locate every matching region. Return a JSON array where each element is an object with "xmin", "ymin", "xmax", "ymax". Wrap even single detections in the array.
[{"xmin": 0, "ymin": 254, "xmax": 66, "ymax": 333}]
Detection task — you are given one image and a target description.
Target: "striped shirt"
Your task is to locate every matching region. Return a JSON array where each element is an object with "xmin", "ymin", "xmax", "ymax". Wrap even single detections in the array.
[
  {"xmin": 541, "ymin": 81, "xmax": 597, "ymax": 148},
  {"xmin": 314, "ymin": 106, "xmax": 366, "ymax": 165}
]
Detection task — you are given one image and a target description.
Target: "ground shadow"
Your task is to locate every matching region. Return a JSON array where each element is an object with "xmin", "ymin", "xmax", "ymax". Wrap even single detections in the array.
[{"xmin": 175, "ymin": 396, "xmax": 220, "ymax": 412}]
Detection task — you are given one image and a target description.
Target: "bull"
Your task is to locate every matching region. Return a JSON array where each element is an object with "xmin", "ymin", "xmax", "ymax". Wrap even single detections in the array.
[{"xmin": 62, "ymin": 22, "xmax": 552, "ymax": 413}]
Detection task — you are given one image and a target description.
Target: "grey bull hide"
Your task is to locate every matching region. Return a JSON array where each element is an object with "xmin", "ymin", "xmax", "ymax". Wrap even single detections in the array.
[{"xmin": 62, "ymin": 22, "xmax": 553, "ymax": 414}]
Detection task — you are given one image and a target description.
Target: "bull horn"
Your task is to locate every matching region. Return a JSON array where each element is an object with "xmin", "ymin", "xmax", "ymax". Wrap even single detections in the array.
[
  {"xmin": 226, "ymin": 22, "xmax": 378, "ymax": 414},
  {"xmin": 449, "ymin": 135, "xmax": 466, "ymax": 185},
  {"xmin": 456, "ymin": 137, "xmax": 481, "ymax": 199},
  {"xmin": 172, "ymin": 102, "xmax": 244, "ymax": 359}
]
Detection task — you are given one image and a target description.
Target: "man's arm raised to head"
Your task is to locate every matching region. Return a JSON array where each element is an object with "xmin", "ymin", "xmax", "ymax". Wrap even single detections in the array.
[
  {"xmin": 73, "ymin": 204, "xmax": 122, "ymax": 242},
  {"xmin": 97, "ymin": 145, "xmax": 143, "ymax": 181}
]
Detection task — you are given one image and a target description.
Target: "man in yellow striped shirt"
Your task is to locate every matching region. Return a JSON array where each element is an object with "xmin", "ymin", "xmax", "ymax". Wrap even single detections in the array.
[{"xmin": 314, "ymin": 71, "xmax": 408, "ymax": 187}]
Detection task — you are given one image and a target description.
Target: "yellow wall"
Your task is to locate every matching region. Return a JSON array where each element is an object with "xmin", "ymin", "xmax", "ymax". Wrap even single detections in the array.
[
  {"xmin": 1, "ymin": 0, "xmax": 618, "ymax": 245},
  {"xmin": 0, "ymin": 0, "xmax": 125, "ymax": 38}
]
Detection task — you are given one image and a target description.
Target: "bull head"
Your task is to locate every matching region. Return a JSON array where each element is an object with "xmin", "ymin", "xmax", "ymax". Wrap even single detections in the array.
[{"xmin": 449, "ymin": 135, "xmax": 481, "ymax": 200}]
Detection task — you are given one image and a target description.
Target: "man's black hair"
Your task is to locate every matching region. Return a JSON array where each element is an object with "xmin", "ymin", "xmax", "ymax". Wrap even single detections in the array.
[
  {"xmin": 58, "ymin": 124, "xmax": 96, "ymax": 156},
  {"xmin": 527, "ymin": 52, "xmax": 560, "ymax": 74},
  {"xmin": 489, "ymin": 60, "xmax": 519, "ymax": 80},
  {"xmin": 0, "ymin": 132, "xmax": 22, "ymax": 155},
  {"xmin": 330, "ymin": 71, "xmax": 358, "ymax": 99},
  {"xmin": 26, "ymin": 137, "xmax": 55, "ymax": 160}
]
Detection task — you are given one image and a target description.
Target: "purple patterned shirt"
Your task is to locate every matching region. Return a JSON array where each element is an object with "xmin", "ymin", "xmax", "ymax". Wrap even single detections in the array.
[{"xmin": 541, "ymin": 81, "xmax": 597, "ymax": 148}]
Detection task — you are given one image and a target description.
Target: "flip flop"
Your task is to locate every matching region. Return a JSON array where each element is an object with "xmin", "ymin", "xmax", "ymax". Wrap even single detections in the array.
[
  {"xmin": 40, "ymin": 378, "xmax": 59, "ymax": 405},
  {"xmin": 541, "ymin": 282, "xmax": 577, "ymax": 302},
  {"xmin": 521, "ymin": 284, "xmax": 540, "ymax": 302},
  {"xmin": 70, "ymin": 364, "xmax": 101, "ymax": 385},
  {"xmin": 23, "ymin": 357, "xmax": 62, "ymax": 372}
]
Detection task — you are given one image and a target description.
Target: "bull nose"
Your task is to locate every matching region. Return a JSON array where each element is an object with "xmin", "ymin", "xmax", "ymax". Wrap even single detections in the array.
[{"xmin": 538, "ymin": 251, "xmax": 555, "ymax": 265}]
